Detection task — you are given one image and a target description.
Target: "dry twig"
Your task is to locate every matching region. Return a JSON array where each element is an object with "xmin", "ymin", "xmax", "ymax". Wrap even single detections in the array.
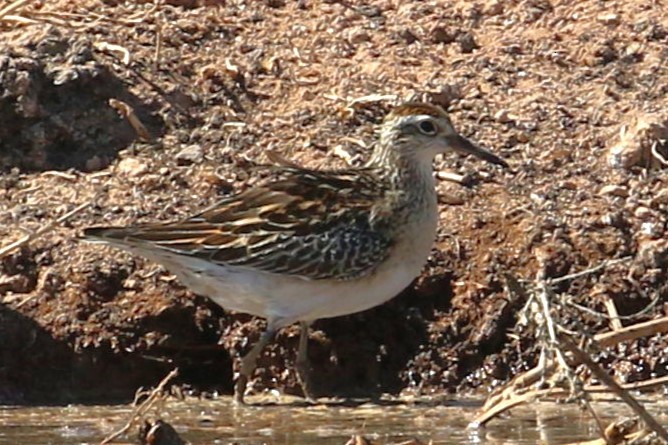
[
  {"xmin": 0, "ymin": 201, "xmax": 91, "ymax": 259},
  {"xmin": 560, "ymin": 336, "xmax": 668, "ymax": 443},
  {"xmin": 595, "ymin": 316, "xmax": 668, "ymax": 348},
  {"xmin": 0, "ymin": 0, "xmax": 37, "ymax": 20},
  {"xmin": 100, "ymin": 368, "xmax": 179, "ymax": 445},
  {"xmin": 473, "ymin": 267, "xmax": 668, "ymax": 443},
  {"xmin": 109, "ymin": 99, "xmax": 152, "ymax": 142}
]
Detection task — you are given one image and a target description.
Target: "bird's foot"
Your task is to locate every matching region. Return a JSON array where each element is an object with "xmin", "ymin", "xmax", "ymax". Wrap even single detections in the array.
[
  {"xmin": 296, "ymin": 359, "xmax": 317, "ymax": 403},
  {"xmin": 234, "ymin": 374, "xmax": 248, "ymax": 405}
]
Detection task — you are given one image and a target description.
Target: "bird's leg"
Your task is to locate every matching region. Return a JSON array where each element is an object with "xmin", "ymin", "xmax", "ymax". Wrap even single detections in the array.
[
  {"xmin": 295, "ymin": 320, "xmax": 316, "ymax": 402},
  {"xmin": 234, "ymin": 321, "xmax": 278, "ymax": 405}
]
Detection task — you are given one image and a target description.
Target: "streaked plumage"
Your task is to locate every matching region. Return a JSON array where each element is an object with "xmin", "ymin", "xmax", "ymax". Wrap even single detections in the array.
[
  {"xmin": 87, "ymin": 168, "xmax": 395, "ymax": 281},
  {"xmin": 83, "ymin": 101, "xmax": 507, "ymax": 403}
]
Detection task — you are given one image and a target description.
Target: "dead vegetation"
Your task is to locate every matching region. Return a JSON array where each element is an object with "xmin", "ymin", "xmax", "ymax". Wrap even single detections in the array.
[{"xmin": 472, "ymin": 267, "xmax": 668, "ymax": 443}]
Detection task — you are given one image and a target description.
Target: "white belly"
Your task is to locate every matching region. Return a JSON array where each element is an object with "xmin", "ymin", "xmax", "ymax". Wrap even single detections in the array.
[{"xmin": 113, "ymin": 202, "xmax": 439, "ymax": 329}]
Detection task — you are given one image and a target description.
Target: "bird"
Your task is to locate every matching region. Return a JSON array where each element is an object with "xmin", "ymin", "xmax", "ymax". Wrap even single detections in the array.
[{"xmin": 82, "ymin": 101, "xmax": 507, "ymax": 404}]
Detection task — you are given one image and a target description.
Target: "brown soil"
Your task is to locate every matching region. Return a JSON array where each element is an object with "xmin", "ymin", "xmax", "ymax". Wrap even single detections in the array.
[{"xmin": 0, "ymin": 0, "xmax": 667, "ymax": 403}]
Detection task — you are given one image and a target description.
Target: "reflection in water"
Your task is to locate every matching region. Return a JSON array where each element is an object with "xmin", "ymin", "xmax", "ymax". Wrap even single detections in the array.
[{"xmin": 0, "ymin": 397, "xmax": 664, "ymax": 444}]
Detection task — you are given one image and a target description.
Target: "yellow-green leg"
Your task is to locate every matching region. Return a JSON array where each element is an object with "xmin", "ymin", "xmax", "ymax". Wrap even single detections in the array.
[
  {"xmin": 234, "ymin": 322, "xmax": 278, "ymax": 404},
  {"xmin": 295, "ymin": 320, "xmax": 315, "ymax": 402}
]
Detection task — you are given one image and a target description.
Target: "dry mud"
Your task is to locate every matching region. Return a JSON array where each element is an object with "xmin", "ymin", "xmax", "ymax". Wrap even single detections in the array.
[{"xmin": 0, "ymin": 0, "xmax": 667, "ymax": 403}]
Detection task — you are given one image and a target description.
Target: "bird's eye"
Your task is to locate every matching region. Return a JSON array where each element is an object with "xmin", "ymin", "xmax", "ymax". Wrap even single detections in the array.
[{"xmin": 418, "ymin": 120, "xmax": 437, "ymax": 135}]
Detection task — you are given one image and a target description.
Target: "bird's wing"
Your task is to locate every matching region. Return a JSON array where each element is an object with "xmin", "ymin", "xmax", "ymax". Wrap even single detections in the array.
[{"xmin": 85, "ymin": 168, "xmax": 395, "ymax": 281}]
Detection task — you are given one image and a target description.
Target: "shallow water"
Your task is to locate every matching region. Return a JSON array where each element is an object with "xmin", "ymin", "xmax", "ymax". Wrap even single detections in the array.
[{"xmin": 0, "ymin": 396, "xmax": 665, "ymax": 444}]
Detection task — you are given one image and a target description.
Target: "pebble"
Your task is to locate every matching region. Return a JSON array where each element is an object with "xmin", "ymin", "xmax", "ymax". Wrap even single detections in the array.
[
  {"xmin": 117, "ymin": 157, "xmax": 149, "ymax": 177},
  {"xmin": 598, "ymin": 13, "xmax": 620, "ymax": 26},
  {"xmin": 634, "ymin": 206, "xmax": 653, "ymax": 219},
  {"xmin": 431, "ymin": 26, "xmax": 455, "ymax": 44},
  {"xmin": 457, "ymin": 32, "xmax": 479, "ymax": 53},
  {"xmin": 598, "ymin": 184, "xmax": 629, "ymax": 197},
  {"xmin": 484, "ymin": 0, "xmax": 504, "ymax": 15},
  {"xmin": 651, "ymin": 189, "xmax": 668, "ymax": 206},
  {"xmin": 348, "ymin": 30, "xmax": 371, "ymax": 44},
  {"xmin": 494, "ymin": 109, "xmax": 513, "ymax": 123},
  {"xmin": 175, "ymin": 145, "xmax": 204, "ymax": 165},
  {"xmin": 0, "ymin": 274, "xmax": 32, "ymax": 294},
  {"xmin": 85, "ymin": 155, "xmax": 103, "ymax": 172},
  {"xmin": 641, "ymin": 221, "xmax": 662, "ymax": 238},
  {"xmin": 399, "ymin": 29, "xmax": 419, "ymax": 44}
]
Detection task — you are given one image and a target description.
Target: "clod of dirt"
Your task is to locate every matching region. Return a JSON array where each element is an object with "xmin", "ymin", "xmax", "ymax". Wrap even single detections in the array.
[{"xmin": 0, "ymin": 26, "xmax": 163, "ymax": 172}]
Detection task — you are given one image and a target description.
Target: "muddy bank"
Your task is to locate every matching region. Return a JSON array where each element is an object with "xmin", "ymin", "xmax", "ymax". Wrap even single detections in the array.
[{"xmin": 0, "ymin": 0, "xmax": 667, "ymax": 403}]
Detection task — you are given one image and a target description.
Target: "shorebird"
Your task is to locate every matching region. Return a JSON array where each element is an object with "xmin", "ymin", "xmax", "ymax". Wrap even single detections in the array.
[{"xmin": 83, "ymin": 102, "xmax": 507, "ymax": 403}]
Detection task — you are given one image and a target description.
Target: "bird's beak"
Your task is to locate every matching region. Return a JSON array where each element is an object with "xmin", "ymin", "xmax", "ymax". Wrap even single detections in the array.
[{"xmin": 445, "ymin": 134, "xmax": 508, "ymax": 168}]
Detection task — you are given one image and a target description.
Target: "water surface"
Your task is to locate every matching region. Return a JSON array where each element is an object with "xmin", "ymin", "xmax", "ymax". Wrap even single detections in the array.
[{"xmin": 0, "ymin": 396, "xmax": 664, "ymax": 444}]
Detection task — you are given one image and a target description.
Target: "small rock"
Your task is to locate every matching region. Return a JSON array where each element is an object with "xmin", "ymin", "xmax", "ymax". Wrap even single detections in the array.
[
  {"xmin": 332, "ymin": 145, "xmax": 355, "ymax": 166},
  {"xmin": 484, "ymin": 0, "xmax": 503, "ymax": 15},
  {"xmin": 0, "ymin": 274, "xmax": 33, "ymax": 294},
  {"xmin": 399, "ymin": 29, "xmax": 419, "ymax": 44},
  {"xmin": 175, "ymin": 145, "xmax": 204, "ymax": 165},
  {"xmin": 265, "ymin": 0, "xmax": 285, "ymax": 7},
  {"xmin": 345, "ymin": 435, "xmax": 373, "ymax": 445},
  {"xmin": 625, "ymin": 42, "xmax": 643, "ymax": 57},
  {"xmin": 641, "ymin": 221, "xmax": 662, "ymax": 238},
  {"xmin": 439, "ymin": 194, "xmax": 466, "ymax": 206},
  {"xmin": 301, "ymin": 90, "xmax": 316, "ymax": 101},
  {"xmin": 117, "ymin": 157, "xmax": 149, "ymax": 177},
  {"xmin": 600, "ymin": 211, "xmax": 627, "ymax": 228},
  {"xmin": 494, "ymin": 109, "xmax": 513, "ymax": 124},
  {"xmin": 646, "ymin": 23, "xmax": 667, "ymax": 41},
  {"xmin": 638, "ymin": 238, "xmax": 668, "ymax": 268},
  {"xmin": 430, "ymin": 26, "xmax": 455, "ymax": 44},
  {"xmin": 598, "ymin": 184, "xmax": 629, "ymax": 197},
  {"xmin": 349, "ymin": 30, "xmax": 371, "ymax": 44},
  {"xmin": 355, "ymin": 4, "xmax": 382, "ymax": 18},
  {"xmin": 85, "ymin": 155, "xmax": 103, "ymax": 172},
  {"xmin": 608, "ymin": 114, "xmax": 668, "ymax": 169},
  {"xmin": 634, "ymin": 206, "xmax": 653, "ymax": 219},
  {"xmin": 651, "ymin": 189, "xmax": 668, "ymax": 206},
  {"xmin": 560, "ymin": 180, "xmax": 577, "ymax": 190},
  {"xmin": 597, "ymin": 13, "xmax": 620, "ymax": 26},
  {"xmin": 428, "ymin": 85, "xmax": 462, "ymax": 109},
  {"xmin": 457, "ymin": 32, "xmax": 479, "ymax": 53}
]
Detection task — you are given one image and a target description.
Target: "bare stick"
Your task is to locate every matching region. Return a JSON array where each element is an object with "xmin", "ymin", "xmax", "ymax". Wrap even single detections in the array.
[
  {"xmin": 437, "ymin": 171, "xmax": 467, "ymax": 184},
  {"xmin": 595, "ymin": 316, "xmax": 668, "ymax": 348},
  {"xmin": 472, "ymin": 374, "xmax": 668, "ymax": 427},
  {"xmin": 0, "ymin": 201, "xmax": 91, "ymax": 259},
  {"xmin": 548, "ymin": 257, "xmax": 632, "ymax": 284},
  {"xmin": 100, "ymin": 368, "xmax": 179, "ymax": 445},
  {"xmin": 560, "ymin": 336, "xmax": 668, "ymax": 443},
  {"xmin": 109, "ymin": 99, "xmax": 152, "ymax": 142},
  {"xmin": 602, "ymin": 296, "xmax": 623, "ymax": 331},
  {"xmin": 153, "ymin": 0, "xmax": 163, "ymax": 70},
  {"xmin": 0, "ymin": 0, "xmax": 36, "ymax": 20}
]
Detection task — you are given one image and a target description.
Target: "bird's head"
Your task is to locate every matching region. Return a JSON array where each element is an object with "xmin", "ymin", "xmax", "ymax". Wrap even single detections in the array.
[{"xmin": 376, "ymin": 102, "xmax": 508, "ymax": 168}]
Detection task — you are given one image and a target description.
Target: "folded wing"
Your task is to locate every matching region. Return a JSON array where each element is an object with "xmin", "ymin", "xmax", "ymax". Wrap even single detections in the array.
[{"xmin": 84, "ymin": 168, "xmax": 394, "ymax": 281}]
